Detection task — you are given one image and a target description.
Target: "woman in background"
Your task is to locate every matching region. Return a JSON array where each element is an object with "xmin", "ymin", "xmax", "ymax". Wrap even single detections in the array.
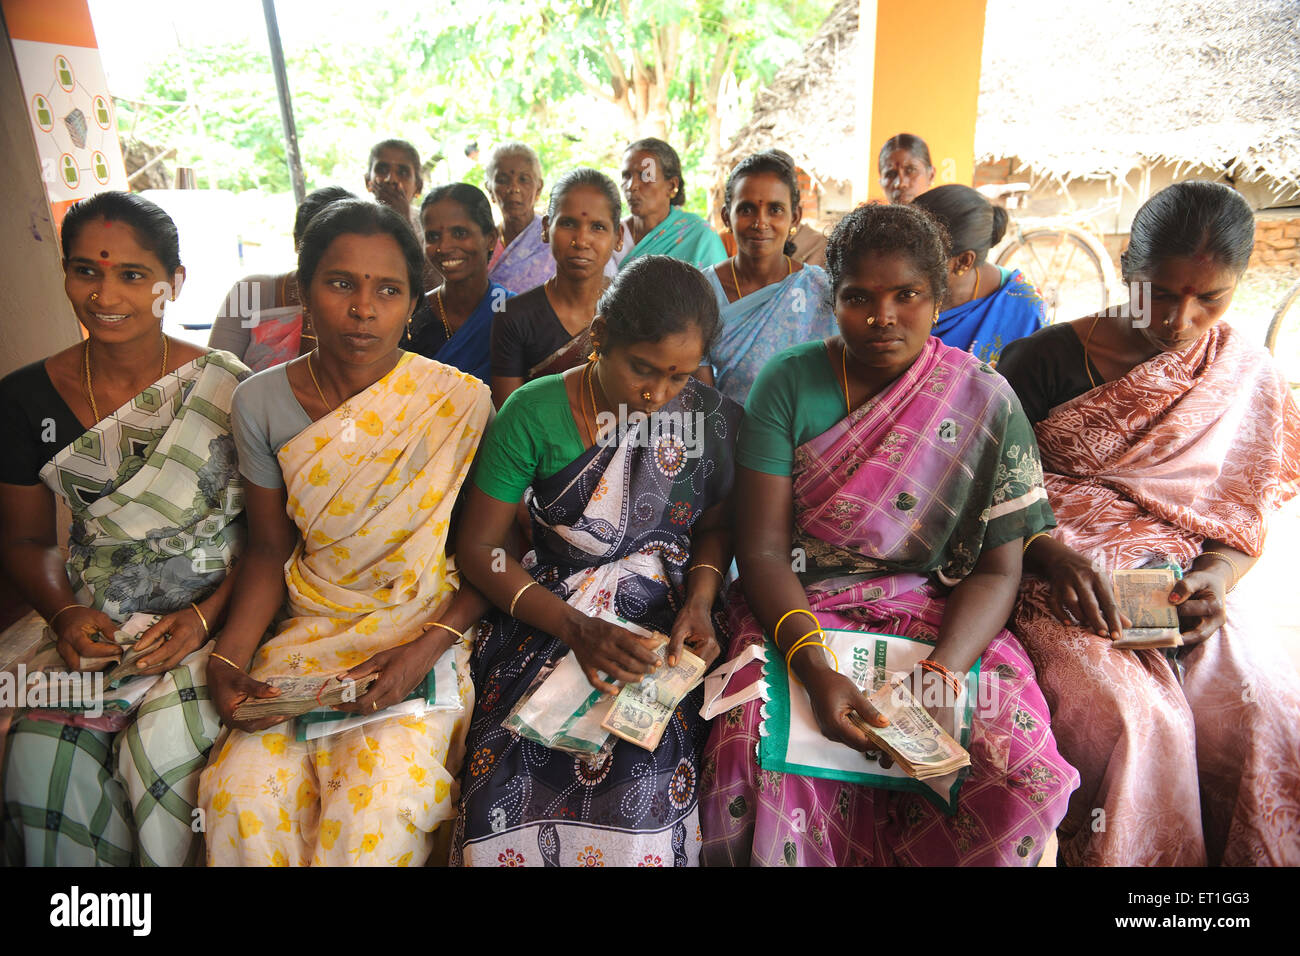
[
  {"xmin": 405, "ymin": 183, "xmax": 510, "ymax": 382},
  {"xmin": 614, "ymin": 138, "xmax": 726, "ymax": 272},
  {"xmin": 484, "ymin": 142, "xmax": 555, "ymax": 295},
  {"xmin": 878, "ymin": 133, "xmax": 935, "ymax": 205},
  {"xmin": 705, "ymin": 150, "xmax": 837, "ymax": 404},
  {"xmin": 913, "ymin": 184, "xmax": 1045, "ymax": 365},
  {"xmin": 208, "ymin": 186, "xmax": 352, "ymax": 372},
  {"xmin": 490, "ymin": 168, "xmax": 623, "ymax": 408}
]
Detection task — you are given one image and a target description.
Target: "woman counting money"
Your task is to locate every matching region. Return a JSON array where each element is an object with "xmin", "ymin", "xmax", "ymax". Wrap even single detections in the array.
[{"xmin": 452, "ymin": 256, "xmax": 742, "ymax": 866}]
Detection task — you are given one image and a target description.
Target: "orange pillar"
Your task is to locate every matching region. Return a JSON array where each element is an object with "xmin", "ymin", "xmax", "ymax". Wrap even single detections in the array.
[{"xmin": 855, "ymin": 0, "xmax": 987, "ymax": 204}]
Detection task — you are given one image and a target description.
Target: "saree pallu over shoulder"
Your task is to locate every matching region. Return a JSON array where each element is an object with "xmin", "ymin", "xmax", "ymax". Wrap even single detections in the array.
[
  {"xmin": 621, "ymin": 207, "xmax": 726, "ymax": 270},
  {"xmin": 488, "ymin": 216, "xmax": 556, "ymax": 295},
  {"xmin": 40, "ymin": 349, "xmax": 249, "ymax": 618},
  {"xmin": 710, "ymin": 266, "xmax": 837, "ymax": 404},
  {"xmin": 699, "ymin": 342, "xmax": 1074, "ymax": 866},
  {"xmin": 1013, "ymin": 323, "xmax": 1300, "ymax": 866},
  {"xmin": 8, "ymin": 350, "xmax": 249, "ymax": 867},
  {"xmin": 1033, "ymin": 323, "xmax": 1300, "ymax": 564},
  {"xmin": 933, "ymin": 268, "xmax": 1044, "ymax": 366},
  {"xmin": 256, "ymin": 353, "xmax": 493, "ymax": 679},
  {"xmin": 454, "ymin": 379, "xmax": 743, "ymax": 866},
  {"xmin": 792, "ymin": 338, "xmax": 1054, "ymax": 588}
]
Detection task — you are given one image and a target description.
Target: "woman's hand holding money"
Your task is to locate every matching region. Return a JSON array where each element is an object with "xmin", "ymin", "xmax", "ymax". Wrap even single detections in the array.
[
  {"xmin": 1170, "ymin": 563, "xmax": 1230, "ymax": 647},
  {"xmin": 803, "ymin": 667, "xmax": 888, "ymax": 753},
  {"xmin": 52, "ymin": 605, "xmax": 120, "ymax": 671},
  {"xmin": 667, "ymin": 602, "xmax": 719, "ymax": 670},
  {"xmin": 565, "ymin": 613, "xmax": 660, "ymax": 696},
  {"xmin": 1027, "ymin": 536, "xmax": 1130, "ymax": 639},
  {"xmin": 208, "ymin": 657, "xmax": 283, "ymax": 733}
]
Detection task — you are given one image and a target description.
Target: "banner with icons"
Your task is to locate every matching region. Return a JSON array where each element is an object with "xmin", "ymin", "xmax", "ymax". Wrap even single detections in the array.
[{"xmin": 4, "ymin": 0, "xmax": 128, "ymax": 227}]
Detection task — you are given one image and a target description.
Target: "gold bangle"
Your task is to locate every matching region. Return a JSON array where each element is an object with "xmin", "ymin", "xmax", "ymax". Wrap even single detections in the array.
[
  {"xmin": 190, "ymin": 602, "xmax": 210, "ymax": 637},
  {"xmin": 773, "ymin": 608, "xmax": 820, "ymax": 644},
  {"xmin": 1023, "ymin": 531, "xmax": 1050, "ymax": 554},
  {"xmin": 1199, "ymin": 550, "xmax": 1244, "ymax": 591},
  {"xmin": 421, "ymin": 620, "xmax": 465, "ymax": 641},
  {"xmin": 508, "ymin": 581, "xmax": 537, "ymax": 617},
  {"xmin": 688, "ymin": 563, "xmax": 724, "ymax": 580},
  {"xmin": 47, "ymin": 603, "xmax": 84, "ymax": 627},
  {"xmin": 210, "ymin": 652, "xmax": 246, "ymax": 672}
]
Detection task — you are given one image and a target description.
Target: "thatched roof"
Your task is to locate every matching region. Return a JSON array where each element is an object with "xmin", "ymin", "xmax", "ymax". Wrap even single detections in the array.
[{"xmin": 724, "ymin": 0, "xmax": 1300, "ymax": 193}]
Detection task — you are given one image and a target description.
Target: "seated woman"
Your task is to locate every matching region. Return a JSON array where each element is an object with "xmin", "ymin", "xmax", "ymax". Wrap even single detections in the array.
[
  {"xmin": 453, "ymin": 256, "xmax": 743, "ymax": 866},
  {"xmin": 706, "ymin": 150, "xmax": 836, "ymax": 403},
  {"xmin": 1, "ymin": 191, "xmax": 247, "ymax": 865},
  {"xmin": 404, "ymin": 183, "xmax": 510, "ymax": 382},
  {"xmin": 613, "ymin": 138, "xmax": 726, "ymax": 272},
  {"xmin": 999, "ymin": 181, "xmax": 1300, "ymax": 866},
  {"xmin": 208, "ymin": 186, "xmax": 353, "ymax": 372},
  {"xmin": 489, "ymin": 168, "xmax": 623, "ymax": 408},
  {"xmin": 484, "ymin": 142, "xmax": 555, "ymax": 294},
  {"xmin": 878, "ymin": 132, "xmax": 936, "ymax": 204},
  {"xmin": 913, "ymin": 184, "xmax": 1045, "ymax": 365},
  {"xmin": 197, "ymin": 200, "xmax": 493, "ymax": 866},
  {"xmin": 699, "ymin": 203, "xmax": 1078, "ymax": 867}
]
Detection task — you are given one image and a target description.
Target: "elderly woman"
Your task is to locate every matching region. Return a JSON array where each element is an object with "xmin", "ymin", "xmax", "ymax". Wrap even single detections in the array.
[
  {"xmin": 699, "ymin": 202, "xmax": 1078, "ymax": 866},
  {"xmin": 483, "ymin": 142, "xmax": 556, "ymax": 294},
  {"xmin": 197, "ymin": 199, "xmax": 493, "ymax": 866},
  {"xmin": 453, "ymin": 256, "xmax": 742, "ymax": 866},
  {"xmin": 208, "ymin": 187, "xmax": 353, "ymax": 372},
  {"xmin": 878, "ymin": 133, "xmax": 936, "ymax": 205},
  {"xmin": 1, "ymin": 192, "xmax": 247, "ymax": 865},
  {"xmin": 613, "ymin": 138, "xmax": 726, "ymax": 272},
  {"xmin": 998, "ymin": 181, "xmax": 1300, "ymax": 866},
  {"xmin": 706, "ymin": 149, "xmax": 837, "ymax": 404},
  {"xmin": 913, "ymin": 184, "xmax": 1045, "ymax": 365}
]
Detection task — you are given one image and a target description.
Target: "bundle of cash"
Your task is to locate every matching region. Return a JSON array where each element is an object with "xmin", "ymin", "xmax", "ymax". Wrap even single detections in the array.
[
  {"xmin": 846, "ymin": 678, "xmax": 970, "ymax": 780},
  {"xmin": 232, "ymin": 673, "xmax": 377, "ymax": 723},
  {"xmin": 601, "ymin": 645, "xmax": 706, "ymax": 751},
  {"xmin": 1109, "ymin": 568, "xmax": 1182, "ymax": 649},
  {"xmin": 504, "ymin": 611, "xmax": 705, "ymax": 755}
]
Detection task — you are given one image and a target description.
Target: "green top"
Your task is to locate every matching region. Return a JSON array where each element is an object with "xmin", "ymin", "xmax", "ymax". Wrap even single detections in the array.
[
  {"xmin": 738, "ymin": 339, "xmax": 846, "ymax": 477},
  {"xmin": 474, "ymin": 374, "xmax": 586, "ymax": 503}
]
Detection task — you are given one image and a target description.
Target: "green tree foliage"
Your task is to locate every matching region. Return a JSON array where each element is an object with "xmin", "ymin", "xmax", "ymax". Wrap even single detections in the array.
[{"xmin": 127, "ymin": 0, "xmax": 832, "ymax": 216}]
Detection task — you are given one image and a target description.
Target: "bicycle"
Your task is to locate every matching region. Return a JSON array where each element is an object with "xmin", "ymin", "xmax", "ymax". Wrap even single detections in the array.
[
  {"xmin": 978, "ymin": 183, "xmax": 1120, "ymax": 324},
  {"xmin": 1264, "ymin": 275, "xmax": 1300, "ymax": 393}
]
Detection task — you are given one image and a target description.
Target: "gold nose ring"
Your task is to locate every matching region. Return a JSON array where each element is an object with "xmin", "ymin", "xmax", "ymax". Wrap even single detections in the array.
[
  {"xmin": 89, "ymin": 292, "xmax": 99, "ymax": 302},
  {"xmin": 641, "ymin": 391, "xmax": 652, "ymax": 401},
  {"xmin": 867, "ymin": 316, "xmax": 876, "ymax": 326}
]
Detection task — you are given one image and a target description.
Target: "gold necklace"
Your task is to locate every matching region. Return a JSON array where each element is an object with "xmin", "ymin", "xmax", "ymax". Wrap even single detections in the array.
[
  {"xmin": 307, "ymin": 350, "xmax": 332, "ymax": 411},
  {"xmin": 839, "ymin": 340, "xmax": 851, "ymax": 417},
  {"xmin": 1082, "ymin": 314, "xmax": 1102, "ymax": 389},
  {"xmin": 970, "ymin": 265, "xmax": 981, "ymax": 303},
  {"xmin": 434, "ymin": 288, "xmax": 453, "ymax": 340},
  {"xmin": 728, "ymin": 254, "xmax": 792, "ymax": 300},
  {"xmin": 84, "ymin": 334, "xmax": 168, "ymax": 424}
]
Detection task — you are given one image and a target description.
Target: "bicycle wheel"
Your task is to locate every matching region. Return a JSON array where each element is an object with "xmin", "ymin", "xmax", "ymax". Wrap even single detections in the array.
[
  {"xmin": 997, "ymin": 228, "xmax": 1110, "ymax": 324},
  {"xmin": 1265, "ymin": 278, "xmax": 1300, "ymax": 393}
]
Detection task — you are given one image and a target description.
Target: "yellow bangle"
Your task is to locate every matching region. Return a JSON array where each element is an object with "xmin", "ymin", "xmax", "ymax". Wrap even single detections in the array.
[
  {"xmin": 774, "ymin": 608, "xmax": 820, "ymax": 644},
  {"xmin": 688, "ymin": 563, "xmax": 724, "ymax": 580},
  {"xmin": 784, "ymin": 628, "xmax": 825, "ymax": 669},
  {"xmin": 190, "ymin": 602, "xmax": 210, "ymax": 637},
  {"xmin": 786, "ymin": 638, "xmax": 839, "ymax": 675},
  {"xmin": 1023, "ymin": 531, "xmax": 1050, "ymax": 554},
  {"xmin": 421, "ymin": 620, "xmax": 465, "ymax": 642},
  {"xmin": 210, "ymin": 652, "xmax": 245, "ymax": 672},
  {"xmin": 508, "ymin": 581, "xmax": 537, "ymax": 618},
  {"xmin": 47, "ymin": 604, "xmax": 84, "ymax": 627}
]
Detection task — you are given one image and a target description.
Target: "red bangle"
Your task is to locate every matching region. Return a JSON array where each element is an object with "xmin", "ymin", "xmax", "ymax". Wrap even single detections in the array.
[{"xmin": 919, "ymin": 659, "xmax": 962, "ymax": 697}]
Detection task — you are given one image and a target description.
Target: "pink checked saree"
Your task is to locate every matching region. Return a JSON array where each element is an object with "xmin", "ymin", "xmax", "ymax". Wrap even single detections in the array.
[
  {"xmin": 1013, "ymin": 323, "xmax": 1300, "ymax": 866},
  {"xmin": 700, "ymin": 339, "xmax": 1079, "ymax": 866}
]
